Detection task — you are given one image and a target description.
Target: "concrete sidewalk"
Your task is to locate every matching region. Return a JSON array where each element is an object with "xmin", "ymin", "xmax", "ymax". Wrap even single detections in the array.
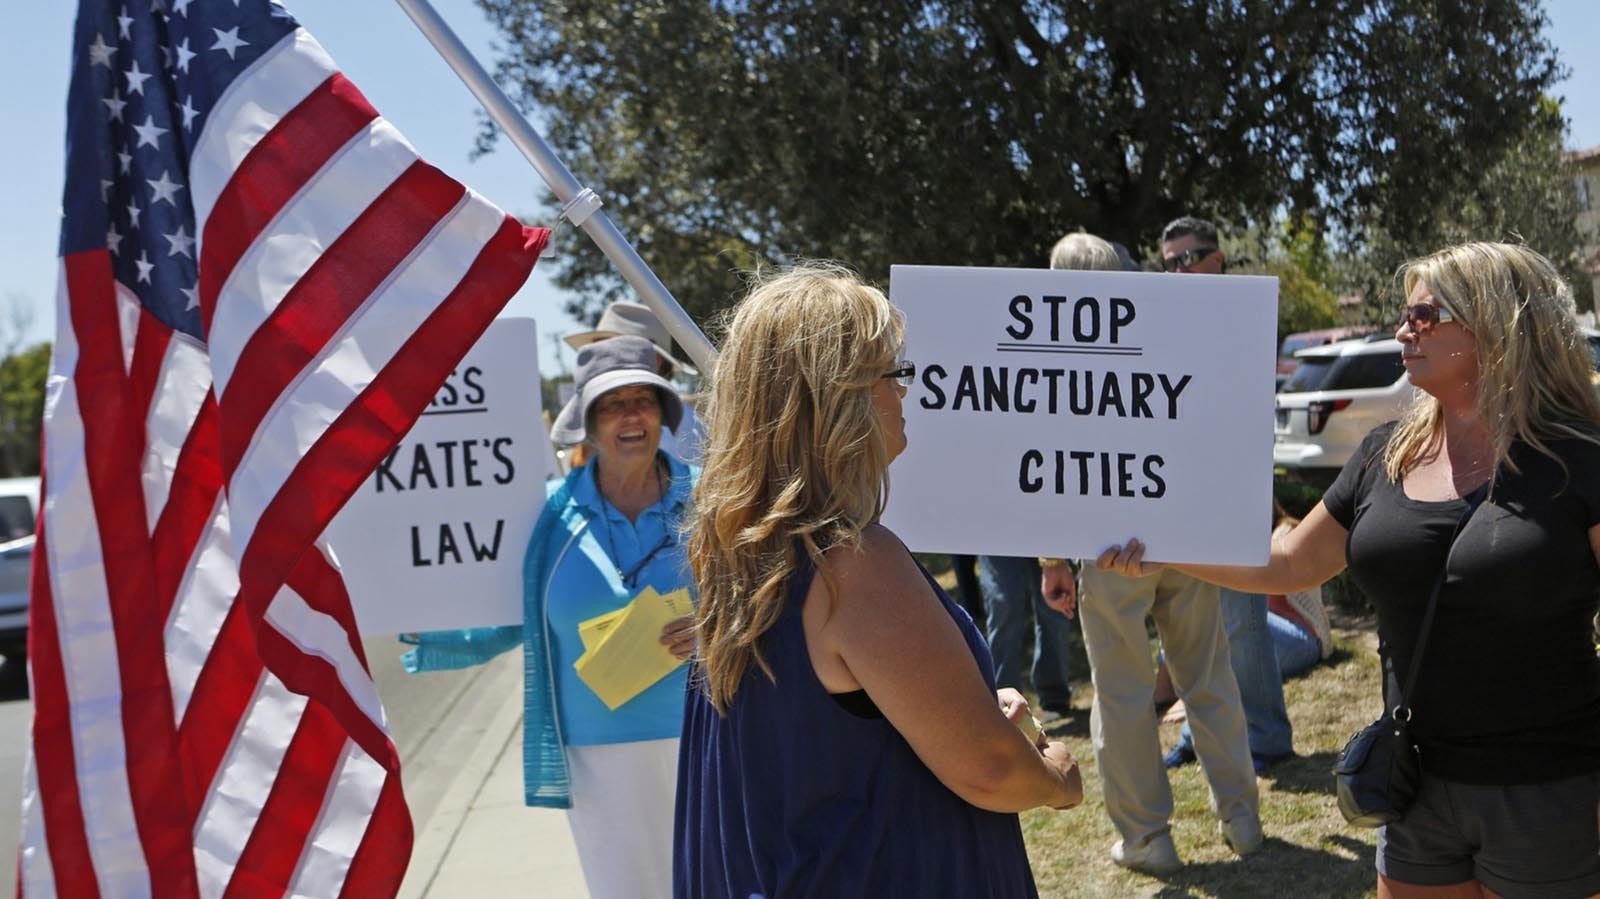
[{"xmin": 399, "ymin": 660, "xmax": 589, "ymax": 899}]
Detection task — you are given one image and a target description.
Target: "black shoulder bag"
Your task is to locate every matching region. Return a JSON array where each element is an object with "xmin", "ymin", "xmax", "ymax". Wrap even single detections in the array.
[{"xmin": 1332, "ymin": 488, "xmax": 1483, "ymax": 828}]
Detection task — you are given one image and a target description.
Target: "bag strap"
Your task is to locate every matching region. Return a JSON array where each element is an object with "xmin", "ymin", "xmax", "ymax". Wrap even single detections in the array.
[{"xmin": 1392, "ymin": 485, "xmax": 1486, "ymax": 720}]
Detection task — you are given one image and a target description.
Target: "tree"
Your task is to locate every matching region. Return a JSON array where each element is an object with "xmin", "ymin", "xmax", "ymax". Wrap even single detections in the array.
[
  {"xmin": 0, "ymin": 343, "xmax": 50, "ymax": 477},
  {"xmin": 475, "ymin": 0, "xmax": 1562, "ymax": 323},
  {"xmin": 1339, "ymin": 95, "xmax": 1590, "ymax": 318}
]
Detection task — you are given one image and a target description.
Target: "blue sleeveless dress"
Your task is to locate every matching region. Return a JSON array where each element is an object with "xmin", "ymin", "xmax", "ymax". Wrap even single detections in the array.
[{"xmin": 673, "ymin": 546, "xmax": 1039, "ymax": 898}]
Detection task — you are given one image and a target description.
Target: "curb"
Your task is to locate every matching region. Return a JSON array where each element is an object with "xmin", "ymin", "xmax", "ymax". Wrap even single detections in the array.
[{"xmin": 398, "ymin": 670, "xmax": 526, "ymax": 899}]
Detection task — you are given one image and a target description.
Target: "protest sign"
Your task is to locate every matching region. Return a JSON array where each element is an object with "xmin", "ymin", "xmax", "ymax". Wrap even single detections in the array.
[
  {"xmin": 328, "ymin": 317, "xmax": 548, "ymax": 633},
  {"xmin": 880, "ymin": 265, "xmax": 1278, "ymax": 566}
]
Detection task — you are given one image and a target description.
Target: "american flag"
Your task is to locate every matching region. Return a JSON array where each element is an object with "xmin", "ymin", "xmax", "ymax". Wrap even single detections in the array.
[{"xmin": 22, "ymin": 1, "xmax": 549, "ymax": 895}]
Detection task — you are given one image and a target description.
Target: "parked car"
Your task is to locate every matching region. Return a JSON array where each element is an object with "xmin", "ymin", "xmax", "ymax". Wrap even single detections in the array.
[
  {"xmin": 1275, "ymin": 331, "xmax": 1600, "ymax": 480},
  {"xmin": 1277, "ymin": 326, "xmax": 1379, "ymax": 385},
  {"xmin": 1274, "ymin": 336, "xmax": 1412, "ymax": 477},
  {"xmin": 0, "ymin": 476, "xmax": 40, "ymax": 663}
]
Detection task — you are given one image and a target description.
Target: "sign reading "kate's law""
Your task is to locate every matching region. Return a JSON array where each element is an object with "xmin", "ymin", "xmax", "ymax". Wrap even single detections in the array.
[
  {"xmin": 880, "ymin": 265, "xmax": 1278, "ymax": 566},
  {"xmin": 327, "ymin": 317, "xmax": 549, "ymax": 634}
]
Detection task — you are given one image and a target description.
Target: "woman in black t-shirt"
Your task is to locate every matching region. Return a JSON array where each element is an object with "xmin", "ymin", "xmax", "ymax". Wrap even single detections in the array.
[{"xmin": 1102, "ymin": 242, "xmax": 1600, "ymax": 899}]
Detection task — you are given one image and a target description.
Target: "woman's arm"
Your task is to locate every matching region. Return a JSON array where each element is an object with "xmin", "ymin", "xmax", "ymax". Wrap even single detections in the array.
[
  {"xmin": 401, "ymin": 624, "xmax": 522, "ymax": 673},
  {"xmin": 808, "ymin": 526, "xmax": 1081, "ymax": 814},
  {"xmin": 1099, "ymin": 500, "xmax": 1351, "ymax": 595}
]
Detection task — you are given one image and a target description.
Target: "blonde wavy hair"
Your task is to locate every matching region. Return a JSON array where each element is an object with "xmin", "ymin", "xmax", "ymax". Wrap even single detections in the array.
[
  {"xmin": 1384, "ymin": 242, "xmax": 1600, "ymax": 484},
  {"xmin": 688, "ymin": 262, "xmax": 904, "ymax": 712}
]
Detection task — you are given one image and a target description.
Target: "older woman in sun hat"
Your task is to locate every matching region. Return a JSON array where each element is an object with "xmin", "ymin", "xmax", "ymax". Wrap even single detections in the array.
[
  {"xmin": 405, "ymin": 334, "xmax": 699, "ymax": 899},
  {"xmin": 562, "ymin": 301, "xmax": 704, "ymax": 463}
]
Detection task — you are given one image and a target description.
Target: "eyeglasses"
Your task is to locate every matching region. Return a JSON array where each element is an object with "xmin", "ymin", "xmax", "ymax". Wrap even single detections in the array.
[
  {"xmin": 593, "ymin": 390, "xmax": 661, "ymax": 418},
  {"xmin": 1162, "ymin": 247, "xmax": 1218, "ymax": 272},
  {"xmin": 1399, "ymin": 302, "xmax": 1456, "ymax": 336},
  {"xmin": 881, "ymin": 361, "xmax": 916, "ymax": 387}
]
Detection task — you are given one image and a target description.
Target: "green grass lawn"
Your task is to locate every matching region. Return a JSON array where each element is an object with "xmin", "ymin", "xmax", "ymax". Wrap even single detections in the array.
[{"xmin": 1022, "ymin": 614, "xmax": 1384, "ymax": 898}]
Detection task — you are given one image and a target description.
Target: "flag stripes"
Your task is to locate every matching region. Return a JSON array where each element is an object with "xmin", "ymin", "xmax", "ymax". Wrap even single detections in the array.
[{"xmin": 29, "ymin": 4, "xmax": 550, "ymax": 894}]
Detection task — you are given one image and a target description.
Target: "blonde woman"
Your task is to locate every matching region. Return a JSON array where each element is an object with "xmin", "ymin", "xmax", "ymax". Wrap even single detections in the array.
[
  {"xmin": 674, "ymin": 264, "xmax": 1082, "ymax": 898},
  {"xmin": 1102, "ymin": 242, "xmax": 1600, "ymax": 899}
]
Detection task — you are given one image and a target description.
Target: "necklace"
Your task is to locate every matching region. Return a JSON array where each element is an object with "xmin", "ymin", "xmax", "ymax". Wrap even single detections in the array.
[{"xmin": 596, "ymin": 457, "xmax": 671, "ymax": 589}]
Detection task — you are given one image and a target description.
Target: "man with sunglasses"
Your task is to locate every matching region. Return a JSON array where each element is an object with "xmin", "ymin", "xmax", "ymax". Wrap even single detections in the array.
[
  {"xmin": 1157, "ymin": 216, "xmax": 1295, "ymax": 774},
  {"xmin": 1160, "ymin": 216, "xmax": 1227, "ymax": 274},
  {"xmin": 1041, "ymin": 227, "xmax": 1261, "ymax": 874}
]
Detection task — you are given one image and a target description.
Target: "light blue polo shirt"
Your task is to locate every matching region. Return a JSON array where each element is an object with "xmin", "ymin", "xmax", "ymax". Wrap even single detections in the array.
[{"xmin": 544, "ymin": 458, "xmax": 693, "ymax": 746}]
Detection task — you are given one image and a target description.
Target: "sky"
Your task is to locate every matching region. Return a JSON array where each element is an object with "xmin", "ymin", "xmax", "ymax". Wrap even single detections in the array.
[{"xmin": 6, "ymin": 1, "xmax": 1600, "ymax": 376}]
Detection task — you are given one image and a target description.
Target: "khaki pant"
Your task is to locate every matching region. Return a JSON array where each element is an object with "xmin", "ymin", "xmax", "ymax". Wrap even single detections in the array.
[{"xmin": 1079, "ymin": 567, "xmax": 1258, "ymax": 846}]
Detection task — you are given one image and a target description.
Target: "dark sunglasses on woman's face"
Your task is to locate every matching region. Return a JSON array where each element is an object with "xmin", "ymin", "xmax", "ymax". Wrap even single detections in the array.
[
  {"xmin": 1399, "ymin": 302, "xmax": 1455, "ymax": 336},
  {"xmin": 1161, "ymin": 247, "xmax": 1218, "ymax": 272},
  {"xmin": 881, "ymin": 361, "xmax": 916, "ymax": 387}
]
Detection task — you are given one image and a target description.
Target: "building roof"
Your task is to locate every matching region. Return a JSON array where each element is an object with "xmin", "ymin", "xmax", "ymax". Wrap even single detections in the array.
[{"xmin": 1566, "ymin": 144, "xmax": 1600, "ymax": 165}]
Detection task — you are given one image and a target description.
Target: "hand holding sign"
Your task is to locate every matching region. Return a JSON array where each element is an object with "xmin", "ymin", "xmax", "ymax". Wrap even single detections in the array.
[{"xmin": 1096, "ymin": 537, "xmax": 1162, "ymax": 579}]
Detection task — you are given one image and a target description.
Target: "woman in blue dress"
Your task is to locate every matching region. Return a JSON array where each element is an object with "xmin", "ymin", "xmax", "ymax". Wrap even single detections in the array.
[
  {"xmin": 406, "ymin": 335, "xmax": 695, "ymax": 899},
  {"xmin": 675, "ymin": 263, "xmax": 1082, "ymax": 898}
]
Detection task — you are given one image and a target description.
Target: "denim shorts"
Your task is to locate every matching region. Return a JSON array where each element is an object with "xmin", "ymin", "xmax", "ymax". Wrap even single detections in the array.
[{"xmin": 1378, "ymin": 770, "xmax": 1600, "ymax": 898}]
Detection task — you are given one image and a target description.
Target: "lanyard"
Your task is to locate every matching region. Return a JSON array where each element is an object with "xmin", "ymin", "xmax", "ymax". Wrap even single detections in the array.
[{"xmin": 616, "ymin": 532, "xmax": 674, "ymax": 590}]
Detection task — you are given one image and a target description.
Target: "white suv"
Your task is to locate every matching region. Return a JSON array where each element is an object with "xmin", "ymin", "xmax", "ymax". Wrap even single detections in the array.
[
  {"xmin": 1273, "ymin": 337, "xmax": 1413, "ymax": 476},
  {"xmin": 0, "ymin": 476, "xmax": 39, "ymax": 663}
]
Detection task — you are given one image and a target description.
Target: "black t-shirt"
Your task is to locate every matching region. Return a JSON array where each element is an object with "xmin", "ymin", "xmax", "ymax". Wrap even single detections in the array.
[{"xmin": 1323, "ymin": 422, "xmax": 1600, "ymax": 784}]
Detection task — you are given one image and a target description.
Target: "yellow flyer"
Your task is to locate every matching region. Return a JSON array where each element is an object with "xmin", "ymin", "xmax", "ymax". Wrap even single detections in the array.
[{"xmin": 573, "ymin": 587, "xmax": 694, "ymax": 710}]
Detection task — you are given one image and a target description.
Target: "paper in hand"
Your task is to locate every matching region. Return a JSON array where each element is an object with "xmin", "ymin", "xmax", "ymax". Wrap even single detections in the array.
[{"xmin": 573, "ymin": 586, "xmax": 693, "ymax": 710}]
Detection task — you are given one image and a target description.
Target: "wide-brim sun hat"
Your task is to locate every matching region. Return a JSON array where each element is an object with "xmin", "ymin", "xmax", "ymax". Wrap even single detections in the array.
[
  {"xmin": 550, "ymin": 334, "xmax": 684, "ymax": 446},
  {"xmin": 564, "ymin": 301, "xmax": 697, "ymax": 374}
]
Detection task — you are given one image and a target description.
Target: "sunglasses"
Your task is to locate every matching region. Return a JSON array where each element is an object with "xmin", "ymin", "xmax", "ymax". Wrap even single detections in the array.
[
  {"xmin": 1399, "ymin": 302, "xmax": 1456, "ymax": 336},
  {"xmin": 1162, "ymin": 247, "xmax": 1219, "ymax": 272},
  {"xmin": 881, "ymin": 361, "xmax": 916, "ymax": 387}
]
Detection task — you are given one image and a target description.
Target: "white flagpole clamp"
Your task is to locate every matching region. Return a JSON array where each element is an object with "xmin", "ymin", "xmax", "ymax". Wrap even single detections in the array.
[{"xmin": 560, "ymin": 188, "xmax": 604, "ymax": 227}]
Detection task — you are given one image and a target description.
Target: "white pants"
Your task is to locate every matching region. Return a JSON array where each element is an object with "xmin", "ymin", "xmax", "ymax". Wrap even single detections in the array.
[{"xmin": 565, "ymin": 738, "xmax": 679, "ymax": 899}]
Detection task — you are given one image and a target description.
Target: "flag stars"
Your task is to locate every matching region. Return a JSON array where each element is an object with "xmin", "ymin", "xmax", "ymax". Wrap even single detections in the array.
[
  {"xmin": 165, "ymin": 226, "xmax": 195, "ymax": 259},
  {"xmin": 175, "ymin": 38, "xmax": 195, "ymax": 74},
  {"xmin": 211, "ymin": 27, "xmax": 248, "ymax": 60},
  {"xmin": 116, "ymin": 12, "xmax": 133, "ymax": 40},
  {"xmin": 147, "ymin": 170, "xmax": 183, "ymax": 206},
  {"xmin": 117, "ymin": 150, "xmax": 133, "ymax": 174},
  {"xmin": 171, "ymin": 0, "xmax": 192, "ymax": 16},
  {"xmin": 132, "ymin": 114, "xmax": 169, "ymax": 149},
  {"xmin": 180, "ymin": 284, "xmax": 199, "ymax": 311},
  {"xmin": 134, "ymin": 251, "xmax": 155, "ymax": 284},
  {"xmin": 102, "ymin": 91, "xmax": 126, "ymax": 123},
  {"xmin": 124, "ymin": 60, "xmax": 152, "ymax": 96},
  {"xmin": 179, "ymin": 96, "xmax": 198, "ymax": 131},
  {"xmin": 127, "ymin": 199, "xmax": 143, "ymax": 229},
  {"xmin": 106, "ymin": 224, "xmax": 124, "ymax": 254},
  {"xmin": 88, "ymin": 34, "xmax": 116, "ymax": 68}
]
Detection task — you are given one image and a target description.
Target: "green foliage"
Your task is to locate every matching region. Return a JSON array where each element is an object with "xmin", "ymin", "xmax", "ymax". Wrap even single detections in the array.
[
  {"xmin": 474, "ymin": 0, "xmax": 1562, "ymax": 323},
  {"xmin": 1340, "ymin": 95, "xmax": 1589, "ymax": 318},
  {"xmin": 540, "ymin": 373, "xmax": 574, "ymax": 422},
  {"xmin": 1231, "ymin": 216, "xmax": 1343, "ymax": 344},
  {"xmin": 0, "ymin": 343, "xmax": 49, "ymax": 477}
]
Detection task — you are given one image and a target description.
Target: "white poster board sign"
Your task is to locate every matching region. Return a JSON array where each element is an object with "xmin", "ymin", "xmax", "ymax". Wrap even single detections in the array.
[
  {"xmin": 328, "ymin": 317, "xmax": 547, "ymax": 633},
  {"xmin": 880, "ymin": 265, "xmax": 1278, "ymax": 566}
]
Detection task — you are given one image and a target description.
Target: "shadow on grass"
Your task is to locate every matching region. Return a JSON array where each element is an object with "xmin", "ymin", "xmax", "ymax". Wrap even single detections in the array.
[
  {"xmin": 1043, "ymin": 710, "xmax": 1091, "ymax": 740},
  {"xmin": 1138, "ymin": 837, "xmax": 1372, "ymax": 898},
  {"xmin": 1259, "ymin": 750, "xmax": 1340, "ymax": 796},
  {"xmin": 0, "ymin": 655, "xmax": 28, "ymax": 702}
]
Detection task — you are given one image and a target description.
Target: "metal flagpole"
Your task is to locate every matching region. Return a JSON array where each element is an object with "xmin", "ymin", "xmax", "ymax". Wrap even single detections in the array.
[{"xmin": 392, "ymin": 0, "xmax": 719, "ymax": 373}]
